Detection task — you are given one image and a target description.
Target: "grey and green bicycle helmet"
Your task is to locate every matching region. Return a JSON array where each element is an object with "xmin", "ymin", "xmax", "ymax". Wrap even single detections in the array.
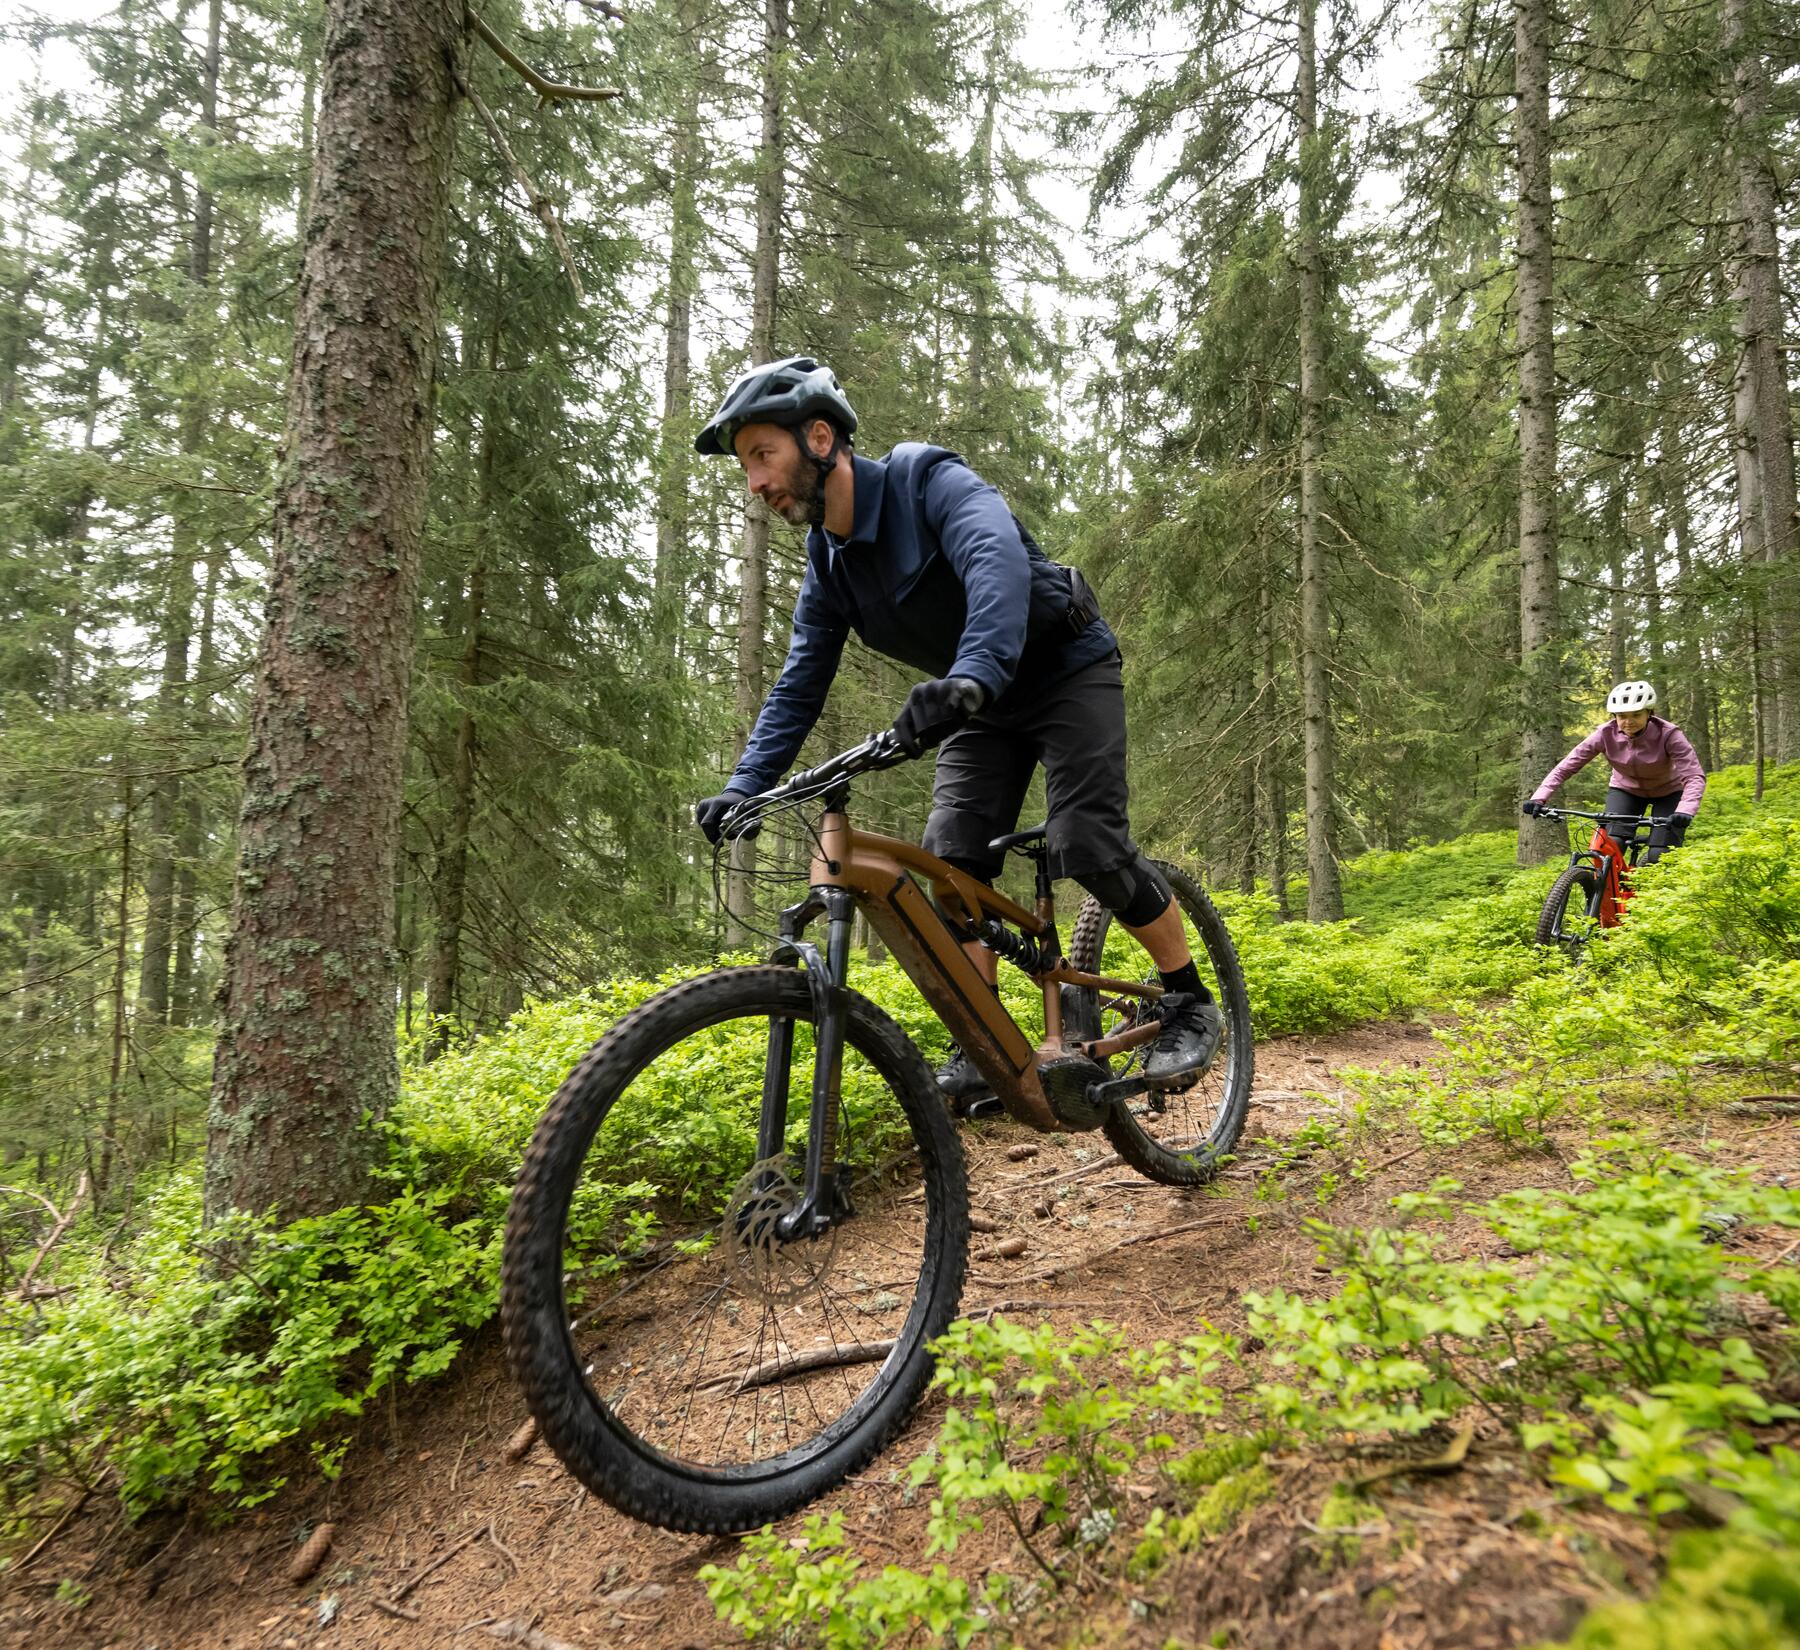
[{"xmin": 695, "ymin": 356, "xmax": 858, "ymax": 457}]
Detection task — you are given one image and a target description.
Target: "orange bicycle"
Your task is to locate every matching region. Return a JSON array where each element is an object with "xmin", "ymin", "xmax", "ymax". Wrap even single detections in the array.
[
  {"xmin": 501, "ymin": 727, "xmax": 1253, "ymax": 1532},
  {"xmin": 1533, "ymin": 805, "xmax": 1658, "ymax": 956}
]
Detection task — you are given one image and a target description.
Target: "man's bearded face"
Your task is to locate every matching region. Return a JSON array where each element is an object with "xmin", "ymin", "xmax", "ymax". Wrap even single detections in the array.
[{"xmin": 733, "ymin": 423, "xmax": 826, "ymax": 528}]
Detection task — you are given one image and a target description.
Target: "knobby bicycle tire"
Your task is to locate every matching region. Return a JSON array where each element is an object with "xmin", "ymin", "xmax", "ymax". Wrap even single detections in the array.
[
  {"xmin": 1068, "ymin": 861, "xmax": 1254, "ymax": 1186},
  {"xmin": 1536, "ymin": 863, "xmax": 1599, "ymax": 954},
  {"xmin": 501, "ymin": 965, "xmax": 970, "ymax": 1533}
]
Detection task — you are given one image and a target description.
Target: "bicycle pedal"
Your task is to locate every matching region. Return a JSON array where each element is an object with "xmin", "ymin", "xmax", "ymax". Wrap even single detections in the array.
[{"xmin": 954, "ymin": 1093, "xmax": 1006, "ymax": 1122}]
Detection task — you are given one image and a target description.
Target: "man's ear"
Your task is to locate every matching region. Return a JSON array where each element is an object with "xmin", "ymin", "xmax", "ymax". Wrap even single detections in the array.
[{"xmin": 806, "ymin": 418, "xmax": 836, "ymax": 459}]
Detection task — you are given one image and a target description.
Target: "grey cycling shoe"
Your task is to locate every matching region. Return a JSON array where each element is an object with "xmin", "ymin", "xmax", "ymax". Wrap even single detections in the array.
[
  {"xmin": 1145, "ymin": 993, "xmax": 1223, "ymax": 1086},
  {"xmin": 937, "ymin": 1049, "xmax": 1005, "ymax": 1119}
]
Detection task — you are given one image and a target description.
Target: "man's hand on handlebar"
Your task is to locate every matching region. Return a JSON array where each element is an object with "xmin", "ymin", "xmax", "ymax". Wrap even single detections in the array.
[
  {"xmin": 893, "ymin": 677, "xmax": 985, "ymax": 758},
  {"xmin": 696, "ymin": 789, "xmax": 759, "ymax": 846},
  {"xmin": 1522, "ymin": 798, "xmax": 1547, "ymax": 817}
]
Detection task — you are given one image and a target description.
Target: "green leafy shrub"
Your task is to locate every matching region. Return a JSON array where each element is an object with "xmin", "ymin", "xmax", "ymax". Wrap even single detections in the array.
[
  {"xmin": 1, "ymin": 1175, "xmax": 496, "ymax": 1531},
  {"xmin": 1246, "ymin": 1143, "xmax": 1800, "ymax": 1536},
  {"xmin": 1543, "ymin": 1532, "xmax": 1800, "ymax": 1649},
  {"xmin": 700, "ymin": 1513, "xmax": 1012, "ymax": 1650}
]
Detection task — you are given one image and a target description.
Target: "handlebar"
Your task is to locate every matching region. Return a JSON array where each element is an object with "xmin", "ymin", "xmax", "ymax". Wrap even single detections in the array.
[
  {"xmin": 719, "ymin": 729, "xmax": 912, "ymax": 840},
  {"xmin": 1534, "ymin": 805, "xmax": 1657, "ymax": 832}
]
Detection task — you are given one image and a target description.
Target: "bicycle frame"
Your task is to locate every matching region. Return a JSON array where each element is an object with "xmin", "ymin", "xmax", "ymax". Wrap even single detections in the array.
[
  {"xmin": 1544, "ymin": 807, "xmax": 1652, "ymax": 930},
  {"xmin": 748, "ymin": 760, "xmax": 1166, "ymax": 1239}
]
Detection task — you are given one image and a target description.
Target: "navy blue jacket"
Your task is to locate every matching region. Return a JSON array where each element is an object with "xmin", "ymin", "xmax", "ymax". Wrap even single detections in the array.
[{"xmin": 730, "ymin": 445, "xmax": 1116, "ymax": 794}]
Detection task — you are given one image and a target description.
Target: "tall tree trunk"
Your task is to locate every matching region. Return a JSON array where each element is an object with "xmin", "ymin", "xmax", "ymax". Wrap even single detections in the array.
[
  {"xmin": 1295, "ymin": 0, "xmax": 1341, "ymax": 921},
  {"xmin": 1514, "ymin": 0, "xmax": 1562, "ymax": 865},
  {"xmin": 1604, "ymin": 480, "xmax": 1628, "ymax": 683},
  {"xmin": 170, "ymin": 540, "xmax": 226, "ymax": 1029},
  {"xmin": 1724, "ymin": 0, "xmax": 1798, "ymax": 759},
  {"xmin": 99, "ymin": 776, "xmax": 134, "ymax": 1210},
  {"xmin": 726, "ymin": 0, "xmax": 788, "ymax": 947},
  {"xmin": 1258, "ymin": 574, "xmax": 1292, "ymax": 921},
  {"xmin": 139, "ymin": 0, "xmax": 225, "ymax": 1027},
  {"xmin": 426, "ymin": 296, "xmax": 502, "ymax": 1055},
  {"xmin": 1631, "ymin": 476, "xmax": 1666, "ymax": 704},
  {"xmin": 426, "ymin": 560, "xmax": 483, "ymax": 1053},
  {"xmin": 204, "ymin": 0, "xmax": 464, "ymax": 1224},
  {"xmin": 653, "ymin": 5, "xmax": 702, "ymax": 654},
  {"xmin": 1731, "ymin": 319, "xmax": 1771, "ymax": 788}
]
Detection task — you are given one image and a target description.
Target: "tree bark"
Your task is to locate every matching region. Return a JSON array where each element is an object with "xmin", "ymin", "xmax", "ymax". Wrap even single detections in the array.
[
  {"xmin": 139, "ymin": 0, "xmax": 224, "ymax": 1029},
  {"xmin": 204, "ymin": 0, "xmax": 464, "ymax": 1223},
  {"xmin": 1295, "ymin": 0, "xmax": 1341, "ymax": 921},
  {"xmin": 1257, "ymin": 541, "xmax": 1291, "ymax": 920},
  {"xmin": 1724, "ymin": 0, "xmax": 1797, "ymax": 759},
  {"xmin": 1513, "ymin": 0, "xmax": 1562, "ymax": 866},
  {"xmin": 426, "ymin": 292, "xmax": 502, "ymax": 1056},
  {"xmin": 652, "ymin": 3, "xmax": 702, "ymax": 654},
  {"xmin": 1604, "ymin": 480, "xmax": 1628, "ymax": 684},
  {"xmin": 727, "ymin": 0, "xmax": 788, "ymax": 947}
]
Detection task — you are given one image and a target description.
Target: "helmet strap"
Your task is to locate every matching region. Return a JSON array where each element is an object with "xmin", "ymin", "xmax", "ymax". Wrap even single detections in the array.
[{"xmin": 793, "ymin": 422, "xmax": 842, "ymax": 528}]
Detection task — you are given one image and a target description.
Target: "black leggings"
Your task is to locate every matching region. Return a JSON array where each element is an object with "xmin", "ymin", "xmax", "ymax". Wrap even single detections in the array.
[{"xmin": 1604, "ymin": 786, "xmax": 1687, "ymax": 866}]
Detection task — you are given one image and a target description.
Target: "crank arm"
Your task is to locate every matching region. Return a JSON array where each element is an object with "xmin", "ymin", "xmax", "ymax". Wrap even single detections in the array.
[{"xmin": 1087, "ymin": 1072, "xmax": 1149, "ymax": 1110}]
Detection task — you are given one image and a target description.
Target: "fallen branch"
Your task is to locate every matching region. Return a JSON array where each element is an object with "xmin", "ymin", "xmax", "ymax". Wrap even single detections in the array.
[
  {"xmin": 370, "ymin": 1598, "xmax": 421, "ymax": 1622},
  {"xmin": 1724, "ymin": 1096, "xmax": 1800, "ymax": 1115},
  {"xmin": 10, "ymin": 1487, "xmax": 91, "ymax": 1575},
  {"xmin": 468, "ymin": 10, "xmax": 623, "ymax": 101},
  {"xmin": 454, "ymin": 71, "xmax": 585, "ymax": 299},
  {"xmin": 389, "ymin": 1524, "xmax": 488, "ymax": 1602},
  {"xmin": 706, "ymin": 1337, "xmax": 897, "ymax": 1394},
  {"xmin": 15, "ymin": 1172, "xmax": 87, "ymax": 1298},
  {"xmin": 487, "ymin": 1525, "xmax": 522, "ymax": 1575},
  {"xmin": 974, "ymin": 1215, "xmax": 1234, "ymax": 1287},
  {"xmin": 486, "ymin": 1621, "xmax": 582, "ymax": 1650},
  {"xmin": 1347, "ymin": 1416, "xmax": 1475, "ymax": 1491},
  {"xmin": 964, "ymin": 1296, "xmax": 1108, "ymax": 1320}
]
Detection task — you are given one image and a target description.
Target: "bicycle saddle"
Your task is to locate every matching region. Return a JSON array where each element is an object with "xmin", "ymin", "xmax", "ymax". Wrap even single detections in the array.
[{"xmin": 988, "ymin": 822, "xmax": 1048, "ymax": 854}]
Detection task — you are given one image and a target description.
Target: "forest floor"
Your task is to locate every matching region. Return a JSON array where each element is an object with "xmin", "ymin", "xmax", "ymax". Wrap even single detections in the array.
[{"xmin": 11, "ymin": 1017, "xmax": 1798, "ymax": 1650}]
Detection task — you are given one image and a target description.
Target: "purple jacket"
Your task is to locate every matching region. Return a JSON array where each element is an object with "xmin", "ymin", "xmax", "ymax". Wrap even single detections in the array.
[{"xmin": 1532, "ymin": 715, "xmax": 1706, "ymax": 814}]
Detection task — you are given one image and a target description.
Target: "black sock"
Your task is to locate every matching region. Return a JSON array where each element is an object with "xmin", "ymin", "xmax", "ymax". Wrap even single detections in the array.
[{"xmin": 1159, "ymin": 960, "xmax": 1208, "ymax": 1000}]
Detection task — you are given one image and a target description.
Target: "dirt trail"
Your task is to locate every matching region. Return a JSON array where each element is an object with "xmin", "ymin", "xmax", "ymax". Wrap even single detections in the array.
[{"xmin": 9, "ymin": 1021, "xmax": 1787, "ymax": 1650}]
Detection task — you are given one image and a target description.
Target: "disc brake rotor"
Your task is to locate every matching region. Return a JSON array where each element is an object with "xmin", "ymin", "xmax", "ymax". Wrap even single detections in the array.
[{"xmin": 722, "ymin": 1153, "xmax": 839, "ymax": 1306}]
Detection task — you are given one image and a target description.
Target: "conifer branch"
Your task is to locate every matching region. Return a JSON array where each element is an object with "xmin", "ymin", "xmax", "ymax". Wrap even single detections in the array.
[
  {"xmin": 571, "ymin": 0, "xmax": 627, "ymax": 18},
  {"xmin": 454, "ymin": 69, "xmax": 587, "ymax": 302},
  {"xmin": 466, "ymin": 11, "xmax": 622, "ymax": 102}
]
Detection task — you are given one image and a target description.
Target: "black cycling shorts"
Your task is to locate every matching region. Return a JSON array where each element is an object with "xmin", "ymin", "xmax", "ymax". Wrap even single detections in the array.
[{"xmin": 921, "ymin": 652, "xmax": 1139, "ymax": 883}]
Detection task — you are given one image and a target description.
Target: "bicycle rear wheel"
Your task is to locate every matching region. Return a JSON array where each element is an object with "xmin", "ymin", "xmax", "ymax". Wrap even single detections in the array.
[
  {"xmin": 501, "ymin": 965, "xmax": 968, "ymax": 1533},
  {"xmin": 1068, "ymin": 861, "xmax": 1253, "ymax": 1186},
  {"xmin": 1536, "ymin": 863, "xmax": 1599, "ymax": 956}
]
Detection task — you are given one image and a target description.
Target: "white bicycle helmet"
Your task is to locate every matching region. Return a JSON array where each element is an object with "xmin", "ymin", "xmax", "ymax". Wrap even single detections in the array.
[{"xmin": 1606, "ymin": 680, "xmax": 1656, "ymax": 714}]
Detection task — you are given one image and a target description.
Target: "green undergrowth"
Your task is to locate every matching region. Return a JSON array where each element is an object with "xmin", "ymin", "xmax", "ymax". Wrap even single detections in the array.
[
  {"xmin": 706, "ymin": 1142, "xmax": 1800, "ymax": 1648},
  {"xmin": 7, "ymin": 761, "xmax": 1800, "ymax": 1582}
]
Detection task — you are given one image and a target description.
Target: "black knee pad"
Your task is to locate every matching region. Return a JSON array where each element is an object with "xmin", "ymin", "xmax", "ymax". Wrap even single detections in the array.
[{"xmin": 1076, "ymin": 855, "xmax": 1170, "ymax": 928}]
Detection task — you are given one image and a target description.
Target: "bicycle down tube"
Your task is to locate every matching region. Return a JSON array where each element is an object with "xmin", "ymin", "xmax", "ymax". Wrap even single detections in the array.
[{"xmin": 800, "ymin": 800, "xmax": 1164, "ymax": 1135}]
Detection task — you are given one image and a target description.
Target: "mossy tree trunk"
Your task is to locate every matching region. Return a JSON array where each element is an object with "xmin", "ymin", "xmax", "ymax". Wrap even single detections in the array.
[{"xmin": 204, "ymin": 0, "xmax": 464, "ymax": 1223}]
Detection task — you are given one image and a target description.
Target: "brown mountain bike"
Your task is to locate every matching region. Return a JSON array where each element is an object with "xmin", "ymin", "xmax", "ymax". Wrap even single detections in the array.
[{"xmin": 501, "ymin": 727, "xmax": 1253, "ymax": 1534}]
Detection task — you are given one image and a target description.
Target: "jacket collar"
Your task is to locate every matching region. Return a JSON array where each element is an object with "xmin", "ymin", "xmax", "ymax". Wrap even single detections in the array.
[{"xmin": 815, "ymin": 453, "xmax": 888, "ymax": 570}]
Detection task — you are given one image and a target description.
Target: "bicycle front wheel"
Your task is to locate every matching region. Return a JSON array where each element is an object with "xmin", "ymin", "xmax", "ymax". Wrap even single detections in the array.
[
  {"xmin": 501, "ymin": 966, "xmax": 969, "ymax": 1533},
  {"xmin": 1068, "ymin": 861, "xmax": 1254, "ymax": 1186},
  {"xmin": 1536, "ymin": 863, "xmax": 1599, "ymax": 956}
]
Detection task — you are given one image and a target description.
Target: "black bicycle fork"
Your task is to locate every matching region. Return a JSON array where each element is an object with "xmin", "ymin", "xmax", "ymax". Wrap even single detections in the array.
[{"xmin": 759, "ymin": 883, "xmax": 855, "ymax": 1243}]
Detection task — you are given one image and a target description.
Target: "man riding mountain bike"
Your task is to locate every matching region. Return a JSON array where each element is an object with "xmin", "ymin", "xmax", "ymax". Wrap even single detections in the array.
[{"xmin": 691, "ymin": 355, "xmax": 1220, "ymax": 1109}]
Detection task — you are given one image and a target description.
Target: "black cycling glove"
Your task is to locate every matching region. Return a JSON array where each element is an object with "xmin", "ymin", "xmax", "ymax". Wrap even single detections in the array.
[
  {"xmin": 1521, "ymin": 799, "xmax": 1547, "ymax": 817},
  {"xmin": 1672, "ymin": 811, "xmax": 1694, "ymax": 827},
  {"xmin": 893, "ymin": 677, "xmax": 986, "ymax": 757},
  {"xmin": 696, "ymin": 789, "xmax": 756, "ymax": 845}
]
